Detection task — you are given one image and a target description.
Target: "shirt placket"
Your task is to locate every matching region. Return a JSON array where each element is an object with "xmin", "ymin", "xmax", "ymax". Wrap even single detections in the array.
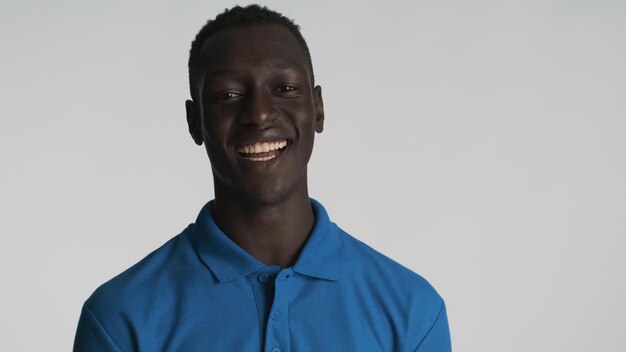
[{"xmin": 264, "ymin": 268, "xmax": 294, "ymax": 352}]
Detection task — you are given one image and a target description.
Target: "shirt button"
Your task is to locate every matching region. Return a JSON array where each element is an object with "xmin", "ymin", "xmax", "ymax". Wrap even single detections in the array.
[
  {"xmin": 271, "ymin": 311, "xmax": 280, "ymax": 320},
  {"xmin": 271, "ymin": 348, "xmax": 281, "ymax": 352},
  {"xmin": 258, "ymin": 272, "xmax": 269, "ymax": 283}
]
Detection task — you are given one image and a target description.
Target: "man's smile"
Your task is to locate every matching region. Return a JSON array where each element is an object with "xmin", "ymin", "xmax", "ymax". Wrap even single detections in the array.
[{"xmin": 235, "ymin": 139, "xmax": 289, "ymax": 161}]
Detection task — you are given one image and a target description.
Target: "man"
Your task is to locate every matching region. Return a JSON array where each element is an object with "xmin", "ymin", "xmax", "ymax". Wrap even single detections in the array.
[{"xmin": 73, "ymin": 5, "xmax": 451, "ymax": 351}]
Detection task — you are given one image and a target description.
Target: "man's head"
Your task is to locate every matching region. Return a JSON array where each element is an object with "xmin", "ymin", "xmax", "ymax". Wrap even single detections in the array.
[
  {"xmin": 185, "ymin": 5, "xmax": 324, "ymax": 206},
  {"xmin": 188, "ymin": 5, "xmax": 315, "ymax": 102}
]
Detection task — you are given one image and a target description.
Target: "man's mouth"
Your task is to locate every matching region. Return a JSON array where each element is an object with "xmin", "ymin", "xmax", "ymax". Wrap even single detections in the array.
[{"xmin": 235, "ymin": 139, "xmax": 288, "ymax": 161}]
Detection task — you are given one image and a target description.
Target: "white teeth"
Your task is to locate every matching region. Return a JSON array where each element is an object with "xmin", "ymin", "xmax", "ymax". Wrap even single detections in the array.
[
  {"xmin": 236, "ymin": 140, "xmax": 288, "ymax": 155},
  {"xmin": 244, "ymin": 155, "xmax": 277, "ymax": 162}
]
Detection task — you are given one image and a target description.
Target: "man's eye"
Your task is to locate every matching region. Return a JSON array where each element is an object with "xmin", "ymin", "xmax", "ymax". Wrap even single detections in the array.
[
  {"xmin": 213, "ymin": 91, "xmax": 242, "ymax": 102},
  {"xmin": 222, "ymin": 92, "xmax": 240, "ymax": 99},
  {"xmin": 277, "ymin": 85, "xmax": 299, "ymax": 95}
]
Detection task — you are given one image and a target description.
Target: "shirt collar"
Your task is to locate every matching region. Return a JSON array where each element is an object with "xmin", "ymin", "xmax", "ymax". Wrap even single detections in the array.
[
  {"xmin": 292, "ymin": 198, "xmax": 343, "ymax": 281},
  {"xmin": 189, "ymin": 198, "xmax": 343, "ymax": 283}
]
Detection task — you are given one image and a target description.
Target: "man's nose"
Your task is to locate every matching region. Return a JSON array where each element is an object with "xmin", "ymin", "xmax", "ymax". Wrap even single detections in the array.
[{"xmin": 242, "ymin": 90, "xmax": 279, "ymax": 127}]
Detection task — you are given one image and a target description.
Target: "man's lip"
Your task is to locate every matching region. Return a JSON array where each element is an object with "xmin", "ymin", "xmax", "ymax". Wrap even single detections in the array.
[
  {"xmin": 235, "ymin": 139, "xmax": 290, "ymax": 162},
  {"xmin": 234, "ymin": 137, "xmax": 291, "ymax": 150},
  {"xmin": 234, "ymin": 138, "xmax": 290, "ymax": 148}
]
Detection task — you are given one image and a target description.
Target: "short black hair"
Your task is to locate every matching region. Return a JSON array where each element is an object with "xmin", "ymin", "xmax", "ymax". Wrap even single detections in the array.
[{"xmin": 188, "ymin": 4, "xmax": 314, "ymax": 101}]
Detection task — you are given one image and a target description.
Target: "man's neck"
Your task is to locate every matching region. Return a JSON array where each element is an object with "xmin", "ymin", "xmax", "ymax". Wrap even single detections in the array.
[{"xmin": 211, "ymin": 190, "xmax": 315, "ymax": 269}]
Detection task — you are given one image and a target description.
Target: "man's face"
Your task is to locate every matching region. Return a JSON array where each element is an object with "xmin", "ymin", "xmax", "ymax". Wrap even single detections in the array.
[{"xmin": 187, "ymin": 24, "xmax": 324, "ymax": 205}]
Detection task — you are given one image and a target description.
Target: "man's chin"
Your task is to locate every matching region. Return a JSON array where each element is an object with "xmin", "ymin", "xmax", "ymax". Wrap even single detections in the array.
[{"xmin": 213, "ymin": 169, "xmax": 307, "ymax": 207}]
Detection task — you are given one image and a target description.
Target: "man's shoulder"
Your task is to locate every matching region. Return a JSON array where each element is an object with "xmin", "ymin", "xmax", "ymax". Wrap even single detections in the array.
[
  {"xmin": 336, "ymin": 225, "xmax": 443, "ymax": 305},
  {"xmin": 83, "ymin": 225, "xmax": 194, "ymax": 317},
  {"xmin": 335, "ymin": 225, "xmax": 448, "ymax": 349}
]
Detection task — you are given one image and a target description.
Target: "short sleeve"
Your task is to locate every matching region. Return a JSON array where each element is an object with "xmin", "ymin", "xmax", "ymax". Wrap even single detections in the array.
[
  {"xmin": 73, "ymin": 305, "xmax": 122, "ymax": 352},
  {"xmin": 414, "ymin": 301, "xmax": 452, "ymax": 352}
]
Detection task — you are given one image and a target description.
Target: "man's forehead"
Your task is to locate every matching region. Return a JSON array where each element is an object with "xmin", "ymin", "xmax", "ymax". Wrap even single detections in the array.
[{"xmin": 198, "ymin": 24, "xmax": 311, "ymax": 78}]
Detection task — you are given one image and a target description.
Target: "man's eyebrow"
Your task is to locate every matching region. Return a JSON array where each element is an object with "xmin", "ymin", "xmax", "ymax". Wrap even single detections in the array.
[
  {"xmin": 205, "ymin": 63, "xmax": 307, "ymax": 81},
  {"xmin": 205, "ymin": 68, "xmax": 239, "ymax": 79},
  {"xmin": 271, "ymin": 62, "xmax": 305, "ymax": 71}
]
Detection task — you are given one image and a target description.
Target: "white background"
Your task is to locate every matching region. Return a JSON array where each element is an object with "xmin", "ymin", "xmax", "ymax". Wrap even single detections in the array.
[{"xmin": 1, "ymin": 1, "xmax": 625, "ymax": 351}]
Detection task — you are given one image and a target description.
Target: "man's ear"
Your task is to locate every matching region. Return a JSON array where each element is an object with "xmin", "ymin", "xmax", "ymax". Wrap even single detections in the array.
[
  {"xmin": 313, "ymin": 85, "xmax": 325, "ymax": 133},
  {"xmin": 186, "ymin": 99, "xmax": 203, "ymax": 146}
]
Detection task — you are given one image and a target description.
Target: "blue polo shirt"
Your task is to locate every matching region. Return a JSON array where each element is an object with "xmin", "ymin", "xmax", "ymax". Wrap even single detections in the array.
[{"xmin": 74, "ymin": 199, "xmax": 451, "ymax": 351}]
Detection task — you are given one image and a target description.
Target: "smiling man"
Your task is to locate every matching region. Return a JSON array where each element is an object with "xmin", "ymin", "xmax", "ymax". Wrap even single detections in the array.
[{"xmin": 73, "ymin": 5, "xmax": 451, "ymax": 352}]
